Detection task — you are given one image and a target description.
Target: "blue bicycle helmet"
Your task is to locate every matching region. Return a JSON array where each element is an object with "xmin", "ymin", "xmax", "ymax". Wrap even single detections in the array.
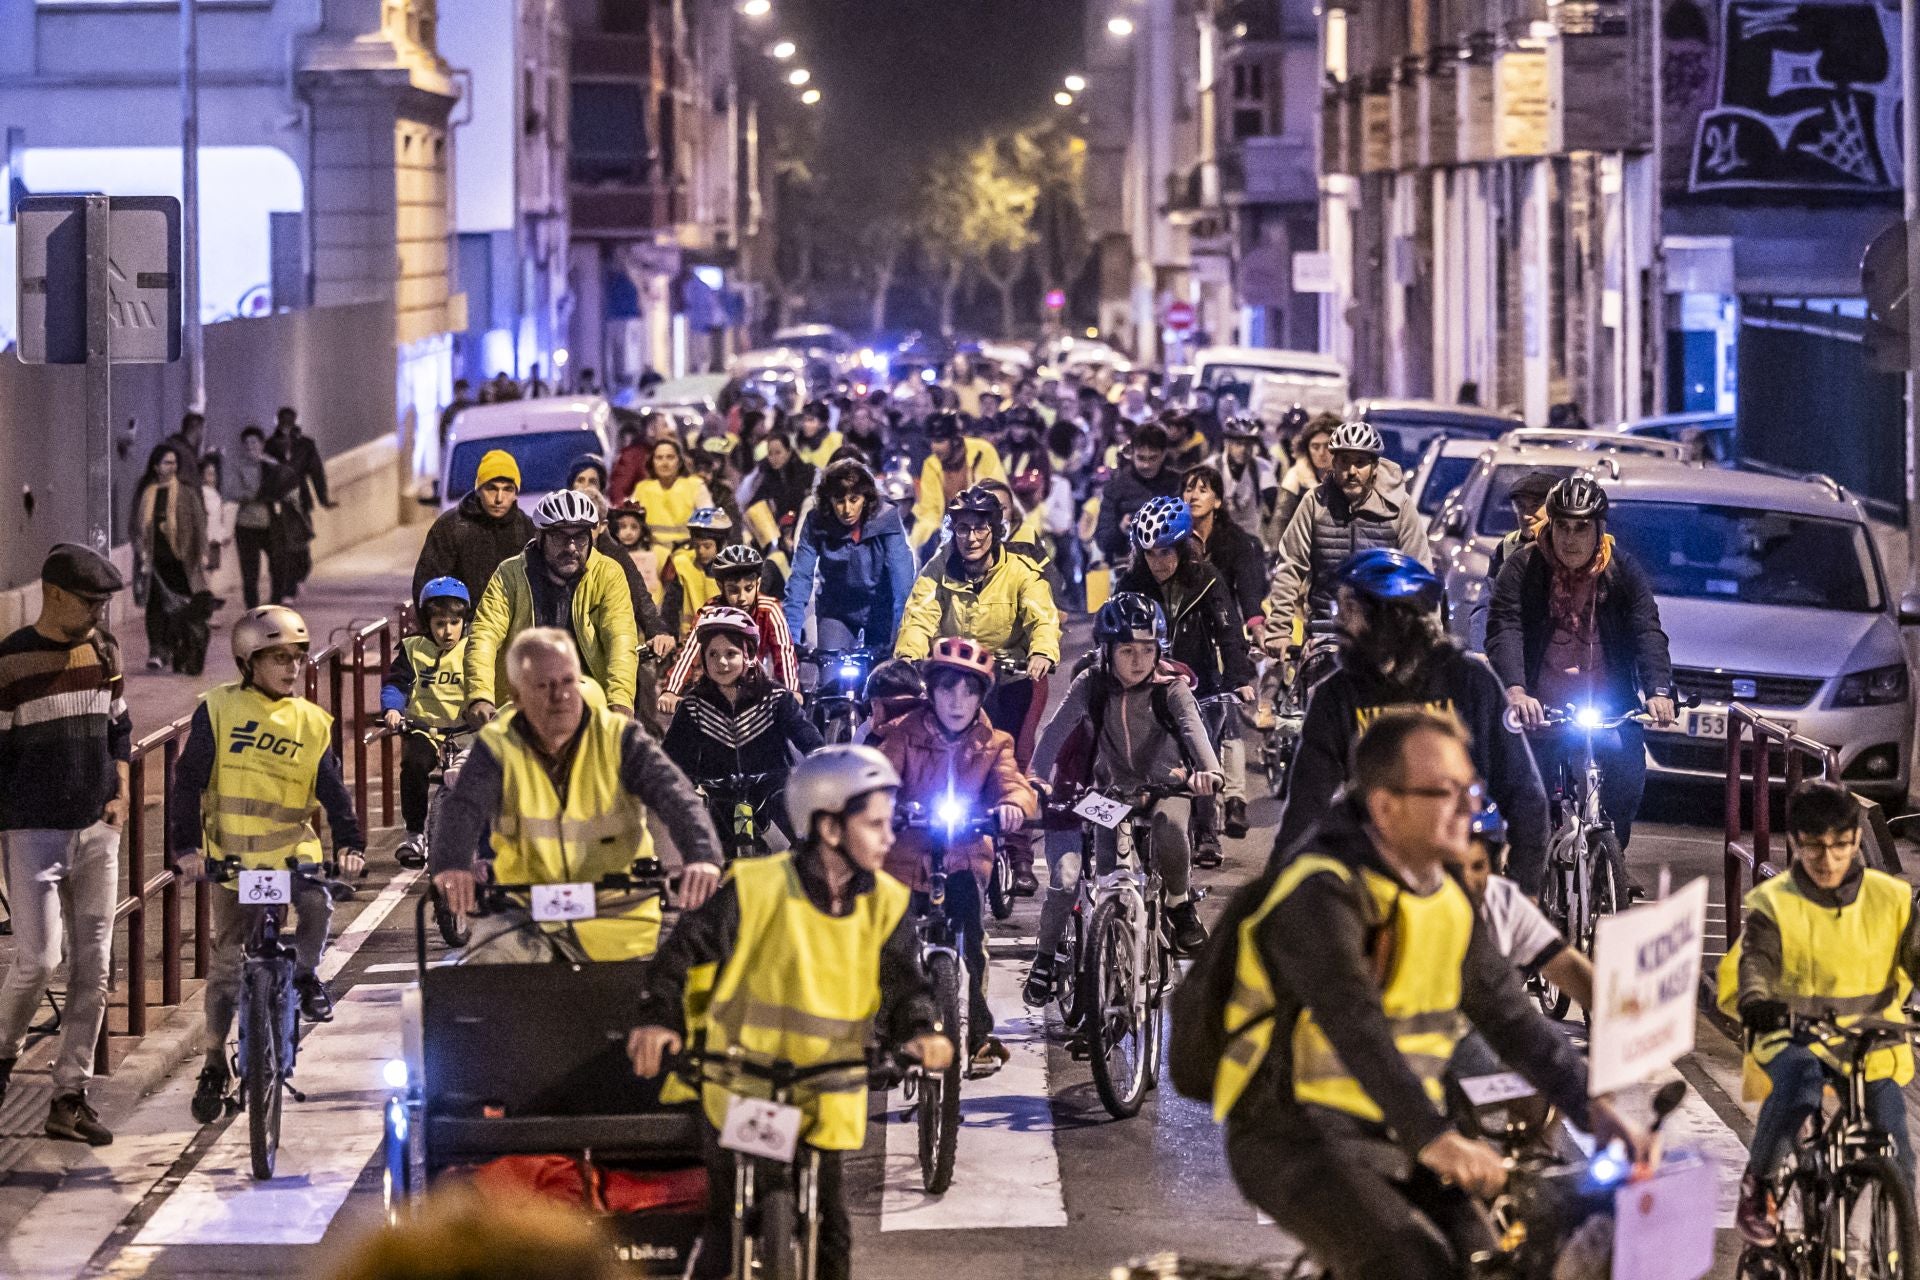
[
  {"xmin": 1130, "ymin": 495, "xmax": 1194, "ymax": 552},
  {"xmin": 1093, "ymin": 592, "xmax": 1169, "ymax": 653},
  {"xmin": 1334, "ymin": 548, "xmax": 1444, "ymax": 610},
  {"xmin": 418, "ymin": 576, "xmax": 471, "ymax": 613},
  {"xmin": 1470, "ymin": 802, "xmax": 1508, "ymax": 849}
]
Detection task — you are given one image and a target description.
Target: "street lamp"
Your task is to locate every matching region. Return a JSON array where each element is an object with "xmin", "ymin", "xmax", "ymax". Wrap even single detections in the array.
[
  {"xmin": 1107, "ymin": 15, "xmax": 1134, "ymax": 35},
  {"xmin": 740, "ymin": 0, "xmax": 770, "ymax": 16},
  {"xmin": 772, "ymin": 39, "xmax": 796, "ymax": 58},
  {"xmin": 1064, "ymin": 73, "xmax": 1087, "ymax": 92},
  {"xmin": 801, "ymin": 87, "xmax": 821, "ymax": 105},
  {"xmin": 1054, "ymin": 90, "xmax": 1074, "ymax": 106},
  {"xmin": 788, "ymin": 67, "xmax": 811, "ymax": 86}
]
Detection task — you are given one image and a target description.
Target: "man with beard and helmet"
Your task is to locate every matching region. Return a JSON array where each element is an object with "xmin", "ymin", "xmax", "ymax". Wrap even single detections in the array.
[
  {"xmin": 1267, "ymin": 421, "xmax": 1429, "ymax": 649},
  {"xmin": 1269, "ymin": 549, "xmax": 1550, "ymax": 896}
]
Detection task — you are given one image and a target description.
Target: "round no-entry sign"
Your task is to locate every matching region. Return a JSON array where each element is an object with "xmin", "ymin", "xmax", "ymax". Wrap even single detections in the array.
[{"xmin": 1165, "ymin": 301, "xmax": 1195, "ymax": 331}]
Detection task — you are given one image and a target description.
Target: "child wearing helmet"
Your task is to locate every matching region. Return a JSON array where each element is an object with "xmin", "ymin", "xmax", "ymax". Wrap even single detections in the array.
[
  {"xmin": 1117, "ymin": 496, "xmax": 1258, "ymax": 859},
  {"xmin": 662, "ymin": 506, "xmax": 737, "ymax": 639},
  {"xmin": 1024, "ymin": 593, "xmax": 1223, "ymax": 1001},
  {"xmin": 381, "ymin": 578, "xmax": 473, "ymax": 867},
  {"xmin": 875, "ymin": 637, "xmax": 1038, "ymax": 1074},
  {"xmin": 659, "ymin": 542, "xmax": 799, "ymax": 718},
  {"xmin": 169, "ymin": 605, "xmax": 366, "ymax": 1125},
  {"xmin": 662, "ymin": 607, "xmax": 822, "ymax": 851},
  {"xmin": 629, "ymin": 743, "xmax": 951, "ymax": 1280}
]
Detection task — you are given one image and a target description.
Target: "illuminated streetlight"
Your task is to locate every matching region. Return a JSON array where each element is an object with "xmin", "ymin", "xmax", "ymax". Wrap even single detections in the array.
[
  {"xmin": 1107, "ymin": 15, "xmax": 1134, "ymax": 35},
  {"xmin": 1054, "ymin": 90, "xmax": 1074, "ymax": 106},
  {"xmin": 1064, "ymin": 73, "xmax": 1087, "ymax": 92},
  {"xmin": 788, "ymin": 67, "xmax": 811, "ymax": 86},
  {"xmin": 801, "ymin": 87, "xmax": 821, "ymax": 105},
  {"xmin": 772, "ymin": 39, "xmax": 796, "ymax": 59},
  {"xmin": 740, "ymin": 0, "xmax": 770, "ymax": 16}
]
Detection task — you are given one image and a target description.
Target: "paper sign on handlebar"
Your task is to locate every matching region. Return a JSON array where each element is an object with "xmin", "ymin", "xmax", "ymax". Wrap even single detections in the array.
[
  {"xmin": 238, "ymin": 870, "xmax": 291, "ymax": 905},
  {"xmin": 530, "ymin": 882, "xmax": 596, "ymax": 922},
  {"xmin": 719, "ymin": 1095, "xmax": 803, "ymax": 1162},
  {"xmin": 1073, "ymin": 792, "xmax": 1132, "ymax": 830}
]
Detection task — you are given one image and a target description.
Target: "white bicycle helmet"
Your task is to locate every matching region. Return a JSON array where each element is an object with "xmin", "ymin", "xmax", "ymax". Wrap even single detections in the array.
[
  {"xmin": 232, "ymin": 605, "xmax": 310, "ymax": 664},
  {"xmin": 532, "ymin": 488, "xmax": 601, "ymax": 529},
  {"xmin": 786, "ymin": 745, "xmax": 902, "ymax": 835},
  {"xmin": 1327, "ymin": 421, "xmax": 1384, "ymax": 457}
]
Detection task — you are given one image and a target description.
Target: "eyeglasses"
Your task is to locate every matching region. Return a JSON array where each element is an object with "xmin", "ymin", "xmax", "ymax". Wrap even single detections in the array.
[
  {"xmin": 951, "ymin": 521, "xmax": 994, "ymax": 537},
  {"xmin": 544, "ymin": 528, "xmax": 593, "ymax": 547},
  {"xmin": 1389, "ymin": 780, "xmax": 1486, "ymax": 811}
]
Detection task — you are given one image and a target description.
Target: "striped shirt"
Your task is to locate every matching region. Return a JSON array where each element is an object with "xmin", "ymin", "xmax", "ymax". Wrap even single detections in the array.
[{"xmin": 0, "ymin": 627, "xmax": 133, "ymax": 830}]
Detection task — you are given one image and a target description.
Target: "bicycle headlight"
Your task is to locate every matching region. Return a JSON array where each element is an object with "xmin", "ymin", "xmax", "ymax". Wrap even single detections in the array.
[
  {"xmin": 839, "ymin": 658, "xmax": 863, "ymax": 680},
  {"xmin": 935, "ymin": 794, "xmax": 968, "ymax": 831},
  {"xmin": 382, "ymin": 1058, "xmax": 410, "ymax": 1090},
  {"xmin": 1586, "ymin": 1145, "xmax": 1628, "ymax": 1187},
  {"xmin": 1574, "ymin": 705, "xmax": 1604, "ymax": 731}
]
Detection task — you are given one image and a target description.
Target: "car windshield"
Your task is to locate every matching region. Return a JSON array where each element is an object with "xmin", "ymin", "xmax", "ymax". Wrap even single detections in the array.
[
  {"xmin": 1201, "ymin": 362, "xmax": 1325, "ymax": 406},
  {"xmin": 1474, "ymin": 464, "xmax": 1579, "ymax": 535},
  {"xmin": 1607, "ymin": 501, "xmax": 1882, "ymax": 612},
  {"xmin": 1418, "ymin": 454, "xmax": 1480, "ymax": 514},
  {"xmin": 446, "ymin": 431, "xmax": 600, "ymax": 501}
]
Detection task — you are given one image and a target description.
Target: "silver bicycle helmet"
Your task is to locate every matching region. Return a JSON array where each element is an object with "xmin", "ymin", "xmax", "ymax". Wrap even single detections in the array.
[
  {"xmin": 1327, "ymin": 421, "xmax": 1384, "ymax": 458},
  {"xmin": 786, "ymin": 745, "xmax": 902, "ymax": 835},
  {"xmin": 532, "ymin": 488, "xmax": 601, "ymax": 529}
]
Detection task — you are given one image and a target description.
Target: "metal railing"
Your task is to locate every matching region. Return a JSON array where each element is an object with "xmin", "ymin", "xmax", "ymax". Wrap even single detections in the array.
[
  {"xmin": 96, "ymin": 607, "xmax": 406, "ymax": 1072},
  {"xmin": 1722, "ymin": 703, "xmax": 1839, "ymax": 948}
]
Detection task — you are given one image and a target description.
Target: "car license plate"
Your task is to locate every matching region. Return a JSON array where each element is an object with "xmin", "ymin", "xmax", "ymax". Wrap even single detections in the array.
[
  {"xmin": 719, "ymin": 1094, "xmax": 803, "ymax": 1162},
  {"xmin": 238, "ymin": 870, "xmax": 290, "ymax": 904},
  {"xmin": 530, "ymin": 882, "xmax": 596, "ymax": 922},
  {"xmin": 1686, "ymin": 710, "xmax": 1727, "ymax": 739}
]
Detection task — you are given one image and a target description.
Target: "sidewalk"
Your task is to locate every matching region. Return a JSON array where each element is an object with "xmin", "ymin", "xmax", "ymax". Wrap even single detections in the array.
[{"xmin": 0, "ymin": 524, "xmax": 427, "ymax": 1231}]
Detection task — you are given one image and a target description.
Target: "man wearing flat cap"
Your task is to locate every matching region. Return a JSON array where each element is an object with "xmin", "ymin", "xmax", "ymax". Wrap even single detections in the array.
[{"xmin": 0, "ymin": 544, "xmax": 132, "ymax": 1146}]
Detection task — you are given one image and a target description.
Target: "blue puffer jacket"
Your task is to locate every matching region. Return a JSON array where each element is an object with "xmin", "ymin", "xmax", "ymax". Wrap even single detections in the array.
[{"xmin": 783, "ymin": 502, "xmax": 917, "ymax": 647}]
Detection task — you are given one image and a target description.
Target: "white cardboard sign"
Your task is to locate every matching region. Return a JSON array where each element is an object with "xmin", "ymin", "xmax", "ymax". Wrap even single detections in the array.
[{"xmin": 1587, "ymin": 877, "xmax": 1707, "ymax": 1097}]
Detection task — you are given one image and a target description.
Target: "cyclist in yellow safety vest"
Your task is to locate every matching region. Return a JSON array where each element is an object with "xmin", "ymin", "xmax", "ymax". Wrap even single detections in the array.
[
  {"xmin": 1721, "ymin": 779, "xmax": 1920, "ymax": 1247},
  {"xmin": 431, "ymin": 627, "xmax": 724, "ymax": 963},
  {"xmin": 1219, "ymin": 708, "xmax": 1641, "ymax": 1280},
  {"xmin": 170, "ymin": 606, "xmax": 366, "ymax": 1126},
  {"xmin": 628, "ymin": 745, "xmax": 954, "ymax": 1280}
]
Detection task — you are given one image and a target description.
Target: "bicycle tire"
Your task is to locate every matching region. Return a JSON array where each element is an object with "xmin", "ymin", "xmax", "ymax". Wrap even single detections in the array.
[
  {"xmin": 757, "ymin": 1163, "xmax": 800, "ymax": 1280},
  {"xmin": 1084, "ymin": 896, "xmax": 1148, "ymax": 1119},
  {"xmin": 244, "ymin": 963, "xmax": 283, "ymax": 1180},
  {"xmin": 987, "ymin": 847, "xmax": 1014, "ymax": 921},
  {"xmin": 1531, "ymin": 869, "xmax": 1572, "ymax": 1020},
  {"xmin": 825, "ymin": 707, "xmax": 853, "ymax": 746},
  {"xmin": 1058, "ymin": 905, "xmax": 1084, "ymax": 1029},
  {"xmin": 1585, "ymin": 832, "xmax": 1622, "ymax": 951},
  {"xmin": 431, "ymin": 885, "xmax": 471, "ymax": 949},
  {"xmin": 919, "ymin": 952, "xmax": 963, "ymax": 1194},
  {"xmin": 1832, "ymin": 1157, "xmax": 1920, "ymax": 1280}
]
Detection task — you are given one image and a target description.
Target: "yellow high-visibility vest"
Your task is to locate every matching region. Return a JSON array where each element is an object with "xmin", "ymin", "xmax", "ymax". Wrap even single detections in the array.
[
  {"xmin": 668, "ymin": 546, "xmax": 720, "ymax": 636},
  {"xmin": 482, "ymin": 705, "xmax": 660, "ymax": 960},
  {"xmin": 401, "ymin": 635, "xmax": 468, "ymax": 730},
  {"xmin": 700, "ymin": 853, "xmax": 911, "ymax": 1150},
  {"xmin": 1215, "ymin": 854, "xmax": 1472, "ymax": 1125},
  {"xmin": 201, "ymin": 682, "xmax": 333, "ymax": 874}
]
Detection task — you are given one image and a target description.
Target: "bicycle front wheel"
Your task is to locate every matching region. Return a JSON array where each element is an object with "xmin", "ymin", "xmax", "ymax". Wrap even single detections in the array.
[
  {"xmin": 1584, "ymin": 832, "xmax": 1623, "ymax": 950},
  {"xmin": 1057, "ymin": 902, "xmax": 1084, "ymax": 1030},
  {"xmin": 920, "ymin": 952, "xmax": 963, "ymax": 1194},
  {"xmin": 244, "ymin": 964, "xmax": 284, "ymax": 1180},
  {"xmin": 1829, "ymin": 1157, "xmax": 1920, "ymax": 1280},
  {"xmin": 1084, "ymin": 896, "xmax": 1149, "ymax": 1119},
  {"xmin": 987, "ymin": 846, "xmax": 1014, "ymax": 921},
  {"xmin": 756, "ymin": 1161, "xmax": 801, "ymax": 1280},
  {"xmin": 1531, "ymin": 869, "xmax": 1572, "ymax": 1020}
]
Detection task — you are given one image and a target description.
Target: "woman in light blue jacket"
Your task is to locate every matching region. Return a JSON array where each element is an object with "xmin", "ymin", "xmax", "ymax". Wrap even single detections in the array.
[{"xmin": 783, "ymin": 458, "xmax": 916, "ymax": 650}]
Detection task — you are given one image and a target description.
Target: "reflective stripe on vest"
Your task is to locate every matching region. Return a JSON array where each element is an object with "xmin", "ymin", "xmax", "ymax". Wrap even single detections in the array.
[
  {"xmin": 482, "ymin": 706, "xmax": 656, "ymax": 959},
  {"xmin": 201, "ymin": 683, "xmax": 332, "ymax": 873},
  {"xmin": 1745, "ymin": 869, "xmax": 1915, "ymax": 1085},
  {"xmin": 1213, "ymin": 853, "xmax": 1473, "ymax": 1125},
  {"xmin": 402, "ymin": 635, "xmax": 468, "ymax": 730},
  {"xmin": 700, "ymin": 853, "xmax": 912, "ymax": 1150}
]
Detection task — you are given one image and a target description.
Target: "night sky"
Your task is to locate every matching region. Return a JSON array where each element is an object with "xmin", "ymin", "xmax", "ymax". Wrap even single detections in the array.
[{"xmin": 781, "ymin": 0, "xmax": 1086, "ymax": 193}]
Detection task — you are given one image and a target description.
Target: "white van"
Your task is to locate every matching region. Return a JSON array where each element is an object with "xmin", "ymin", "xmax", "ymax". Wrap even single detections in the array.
[
  {"xmin": 440, "ymin": 397, "xmax": 614, "ymax": 514},
  {"xmin": 1192, "ymin": 345, "xmax": 1349, "ymax": 420}
]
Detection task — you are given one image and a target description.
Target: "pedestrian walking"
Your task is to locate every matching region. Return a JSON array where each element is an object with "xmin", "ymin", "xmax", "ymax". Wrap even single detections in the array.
[
  {"xmin": 267, "ymin": 407, "xmax": 332, "ymax": 597},
  {"xmin": 199, "ymin": 452, "xmax": 234, "ymax": 596},
  {"xmin": 223, "ymin": 426, "xmax": 297, "ymax": 609},
  {"xmin": 0, "ymin": 544, "xmax": 132, "ymax": 1146},
  {"xmin": 132, "ymin": 443, "xmax": 213, "ymax": 673}
]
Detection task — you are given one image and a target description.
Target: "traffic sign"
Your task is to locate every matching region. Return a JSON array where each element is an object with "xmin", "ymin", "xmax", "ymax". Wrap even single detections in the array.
[
  {"xmin": 16, "ymin": 194, "xmax": 181, "ymax": 365},
  {"xmin": 1044, "ymin": 288, "xmax": 1067, "ymax": 312},
  {"xmin": 1164, "ymin": 300, "xmax": 1195, "ymax": 331}
]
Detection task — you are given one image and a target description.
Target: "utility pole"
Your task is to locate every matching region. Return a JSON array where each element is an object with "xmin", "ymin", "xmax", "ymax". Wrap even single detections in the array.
[
  {"xmin": 1903, "ymin": 0, "xmax": 1920, "ymax": 613},
  {"xmin": 181, "ymin": 0, "xmax": 204, "ymax": 414}
]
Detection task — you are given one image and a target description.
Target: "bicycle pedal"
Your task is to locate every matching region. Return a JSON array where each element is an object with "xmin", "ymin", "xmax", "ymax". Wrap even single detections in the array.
[{"xmin": 284, "ymin": 1080, "xmax": 307, "ymax": 1103}]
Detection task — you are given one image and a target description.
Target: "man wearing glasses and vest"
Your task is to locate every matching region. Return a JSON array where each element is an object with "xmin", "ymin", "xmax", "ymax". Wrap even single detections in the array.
[
  {"xmin": 432, "ymin": 628, "xmax": 723, "ymax": 962},
  {"xmin": 1218, "ymin": 708, "xmax": 1643, "ymax": 1280}
]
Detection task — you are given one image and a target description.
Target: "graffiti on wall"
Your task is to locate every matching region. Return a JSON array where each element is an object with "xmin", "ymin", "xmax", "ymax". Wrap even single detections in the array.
[{"xmin": 1686, "ymin": 0, "xmax": 1901, "ymax": 194}]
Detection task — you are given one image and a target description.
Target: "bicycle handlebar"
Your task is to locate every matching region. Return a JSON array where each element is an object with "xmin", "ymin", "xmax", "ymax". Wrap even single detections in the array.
[
  {"xmin": 204, "ymin": 856, "xmax": 334, "ymax": 886},
  {"xmin": 363, "ymin": 716, "xmax": 469, "ymax": 744},
  {"xmin": 697, "ymin": 771, "xmax": 780, "ymax": 794},
  {"xmin": 668, "ymin": 1045, "xmax": 922, "ymax": 1094},
  {"xmin": 476, "ymin": 865, "xmax": 681, "ymax": 913}
]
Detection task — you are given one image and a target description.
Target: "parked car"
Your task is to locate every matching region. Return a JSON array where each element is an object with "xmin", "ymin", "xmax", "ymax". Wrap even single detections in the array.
[
  {"xmin": 1619, "ymin": 410, "xmax": 1736, "ymax": 466},
  {"xmin": 1347, "ymin": 399, "xmax": 1524, "ymax": 471},
  {"xmin": 1566, "ymin": 463, "xmax": 1906, "ymax": 803},
  {"xmin": 1193, "ymin": 345, "xmax": 1348, "ymax": 420},
  {"xmin": 1408, "ymin": 436, "xmax": 1496, "ymax": 519},
  {"xmin": 441, "ymin": 397, "xmax": 613, "ymax": 514}
]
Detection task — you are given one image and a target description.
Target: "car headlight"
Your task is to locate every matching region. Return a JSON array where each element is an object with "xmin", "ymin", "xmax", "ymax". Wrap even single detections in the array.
[{"xmin": 1834, "ymin": 663, "xmax": 1908, "ymax": 707}]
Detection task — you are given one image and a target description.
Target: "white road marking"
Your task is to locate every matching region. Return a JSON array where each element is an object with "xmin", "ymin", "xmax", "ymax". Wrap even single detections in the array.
[
  {"xmin": 318, "ymin": 868, "xmax": 423, "ymax": 983},
  {"xmin": 130, "ymin": 985, "xmax": 406, "ymax": 1246},
  {"xmin": 879, "ymin": 958, "xmax": 1068, "ymax": 1230},
  {"xmin": 362, "ymin": 959, "xmax": 449, "ymax": 974}
]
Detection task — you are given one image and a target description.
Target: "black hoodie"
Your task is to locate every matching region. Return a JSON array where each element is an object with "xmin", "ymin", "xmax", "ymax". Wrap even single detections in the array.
[
  {"xmin": 1236, "ymin": 796, "xmax": 1594, "ymax": 1154},
  {"xmin": 413, "ymin": 488, "xmax": 538, "ymax": 606}
]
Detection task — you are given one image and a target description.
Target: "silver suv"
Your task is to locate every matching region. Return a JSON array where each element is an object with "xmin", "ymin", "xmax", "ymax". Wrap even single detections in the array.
[{"xmin": 1460, "ymin": 458, "xmax": 1912, "ymax": 804}]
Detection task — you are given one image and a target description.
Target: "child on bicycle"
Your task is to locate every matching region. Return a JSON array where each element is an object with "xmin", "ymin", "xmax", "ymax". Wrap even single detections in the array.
[
  {"xmin": 168, "ymin": 606, "xmax": 365, "ymax": 1125},
  {"xmin": 877, "ymin": 637, "xmax": 1036, "ymax": 1074},
  {"xmin": 663, "ymin": 608, "xmax": 820, "ymax": 853},
  {"xmin": 1725, "ymin": 780, "xmax": 1920, "ymax": 1245},
  {"xmin": 1022, "ymin": 593, "xmax": 1221, "ymax": 1007},
  {"xmin": 659, "ymin": 543, "xmax": 798, "ymax": 718},
  {"xmin": 381, "ymin": 577, "xmax": 471, "ymax": 868},
  {"xmin": 628, "ymin": 745, "xmax": 953, "ymax": 1280}
]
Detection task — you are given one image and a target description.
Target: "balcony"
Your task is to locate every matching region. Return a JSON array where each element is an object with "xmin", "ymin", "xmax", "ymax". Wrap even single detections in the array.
[
  {"xmin": 571, "ymin": 184, "xmax": 686, "ymax": 237},
  {"xmin": 1220, "ymin": 136, "xmax": 1316, "ymax": 205}
]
